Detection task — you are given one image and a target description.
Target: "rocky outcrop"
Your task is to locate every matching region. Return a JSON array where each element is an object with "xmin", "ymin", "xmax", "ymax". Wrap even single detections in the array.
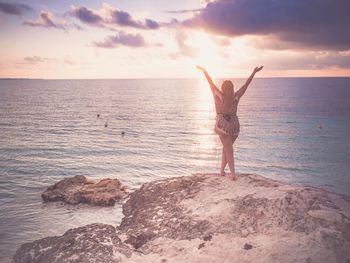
[
  {"xmin": 41, "ymin": 175, "xmax": 128, "ymax": 206},
  {"xmin": 13, "ymin": 224, "xmax": 134, "ymax": 263},
  {"xmin": 16, "ymin": 173, "xmax": 350, "ymax": 263}
]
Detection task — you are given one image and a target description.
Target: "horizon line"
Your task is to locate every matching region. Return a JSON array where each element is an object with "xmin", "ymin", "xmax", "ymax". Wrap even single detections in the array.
[{"xmin": 1, "ymin": 76, "xmax": 350, "ymax": 81}]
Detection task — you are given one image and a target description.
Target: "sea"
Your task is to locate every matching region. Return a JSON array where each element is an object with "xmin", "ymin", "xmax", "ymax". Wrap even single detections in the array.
[{"xmin": 0, "ymin": 78, "xmax": 349, "ymax": 262}]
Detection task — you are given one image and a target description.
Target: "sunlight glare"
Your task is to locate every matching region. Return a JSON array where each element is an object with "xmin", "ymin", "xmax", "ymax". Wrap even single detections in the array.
[
  {"xmin": 191, "ymin": 77, "xmax": 221, "ymax": 168},
  {"xmin": 190, "ymin": 33, "xmax": 226, "ymax": 74}
]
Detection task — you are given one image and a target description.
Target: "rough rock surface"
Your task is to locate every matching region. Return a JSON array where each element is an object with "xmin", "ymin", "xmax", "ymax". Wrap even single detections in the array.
[
  {"xmin": 41, "ymin": 175, "xmax": 128, "ymax": 206},
  {"xmin": 13, "ymin": 224, "xmax": 134, "ymax": 263},
  {"xmin": 16, "ymin": 173, "xmax": 350, "ymax": 263}
]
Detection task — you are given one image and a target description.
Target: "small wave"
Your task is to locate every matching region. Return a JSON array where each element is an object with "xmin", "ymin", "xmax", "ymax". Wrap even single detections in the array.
[{"xmin": 266, "ymin": 164, "xmax": 312, "ymax": 172}]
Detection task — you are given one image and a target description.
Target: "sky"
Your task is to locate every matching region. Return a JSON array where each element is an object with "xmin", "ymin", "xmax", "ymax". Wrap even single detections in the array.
[{"xmin": 1, "ymin": 0, "xmax": 350, "ymax": 79}]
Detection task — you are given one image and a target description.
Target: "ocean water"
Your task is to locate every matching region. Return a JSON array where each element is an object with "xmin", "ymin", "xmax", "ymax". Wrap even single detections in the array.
[{"xmin": 0, "ymin": 78, "xmax": 350, "ymax": 261}]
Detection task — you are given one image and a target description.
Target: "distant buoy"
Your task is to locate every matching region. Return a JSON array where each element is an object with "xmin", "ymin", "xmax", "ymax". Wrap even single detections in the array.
[
  {"xmin": 318, "ymin": 125, "xmax": 323, "ymax": 129},
  {"xmin": 97, "ymin": 114, "xmax": 100, "ymax": 118},
  {"xmin": 121, "ymin": 131, "xmax": 125, "ymax": 136},
  {"xmin": 104, "ymin": 123, "xmax": 108, "ymax": 127}
]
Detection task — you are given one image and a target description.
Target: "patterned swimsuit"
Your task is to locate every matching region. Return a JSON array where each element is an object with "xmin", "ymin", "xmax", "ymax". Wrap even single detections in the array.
[{"xmin": 214, "ymin": 93, "xmax": 240, "ymax": 141}]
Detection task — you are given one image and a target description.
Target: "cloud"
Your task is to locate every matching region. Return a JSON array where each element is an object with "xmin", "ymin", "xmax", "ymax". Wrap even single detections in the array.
[
  {"xmin": 210, "ymin": 36, "xmax": 230, "ymax": 46},
  {"xmin": 94, "ymin": 31, "xmax": 146, "ymax": 48},
  {"xmin": 200, "ymin": 0, "xmax": 215, "ymax": 6},
  {"xmin": 21, "ymin": 56, "xmax": 86, "ymax": 66},
  {"xmin": 22, "ymin": 56, "xmax": 56, "ymax": 64},
  {"xmin": 70, "ymin": 4, "xmax": 160, "ymax": 30},
  {"xmin": 0, "ymin": 2, "xmax": 32, "ymax": 15},
  {"xmin": 23, "ymin": 11, "xmax": 83, "ymax": 31},
  {"xmin": 144, "ymin": 19, "xmax": 159, "ymax": 30},
  {"xmin": 69, "ymin": 6, "xmax": 103, "ymax": 26},
  {"xmin": 265, "ymin": 51, "xmax": 350, "ymax": 70},
  {"xmin": 183, "ymin": 0, "xmax": 350, "ymax": 51},
  {"xmin": 23, "ymin": 11, "xmax": 66, "ymax": 30},
  {"xmin": 170, "ymin": 30, "xmax": 198, "ymax": 59},
  {"xmin": 63, "ymin": 58, "xmax": 77, "ymax": 65},
  {"xmin": 306, "ymin": 51, "xmax": 350, "ymax": 69},
  {"xmin": 164, "ymin": 9, "xmax": 201, "ymax": 14}
]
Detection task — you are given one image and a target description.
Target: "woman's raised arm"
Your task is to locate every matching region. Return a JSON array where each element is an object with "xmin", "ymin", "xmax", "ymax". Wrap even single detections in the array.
[
  {"xmin": 196, "ymin": 66, "xmax": 222, "ymax": 100},
  {"xmin": 236, "ymin": 66, "xmax": 263, "ymax": 99}
]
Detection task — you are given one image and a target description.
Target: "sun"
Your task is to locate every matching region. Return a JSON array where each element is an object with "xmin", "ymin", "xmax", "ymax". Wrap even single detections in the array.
[
  {"xmin": 190, "ymin": 33, "xmax": 225, "ymax": 70},
  {"xmin": 188, "ymin": 32, "xmax": 232, "ymax": 77}
]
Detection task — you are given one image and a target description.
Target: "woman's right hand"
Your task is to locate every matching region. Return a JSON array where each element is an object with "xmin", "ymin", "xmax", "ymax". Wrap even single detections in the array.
[{"xmin": 254, "ymin": 66, "xmax": 264, "ymax": 73}]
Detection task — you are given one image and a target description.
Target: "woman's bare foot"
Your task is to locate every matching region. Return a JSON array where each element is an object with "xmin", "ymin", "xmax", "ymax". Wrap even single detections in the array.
[
  {"xmin": 229, "ymin": 173, "xmax": 236, "ymax": 181},
  {"xmin": 220, "ymin": 171, "xmax": 225, "ymax": 177}
]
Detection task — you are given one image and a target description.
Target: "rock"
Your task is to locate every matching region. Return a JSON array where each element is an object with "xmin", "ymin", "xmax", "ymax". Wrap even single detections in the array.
[
  {"xmin": 198, "ymin": 242, "xmax": 205, "ymax": 249},
  {"xmin": 13, "ymin": 223, "xmax": 134, "ymax": 263},
  {"xmin": 243, "ymin": 243, "xmax": 253, "ymax": 250},
  {"xmin": 114, "ymin": 173, "xmax": 350, "ymax": 262},
  {"xmin": 16, "ymin": 173, "xmax": 350, "ymax": 263},
  {"xmin": 41, "ymin": 175, "xmax": 128, "ymax": 206},
  {"xmin": 203, "ymin": 234, "xmax": 212, "ymax": 241},
  {"xmin": 119, "ymin": 175, "xmax": 210, "ymax": 243}
]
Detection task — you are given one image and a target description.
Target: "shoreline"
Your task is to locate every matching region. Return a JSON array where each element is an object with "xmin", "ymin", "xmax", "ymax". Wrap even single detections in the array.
[{"xmin": 14, "ymin": 173, "xmax": 350, "ymax": 263}]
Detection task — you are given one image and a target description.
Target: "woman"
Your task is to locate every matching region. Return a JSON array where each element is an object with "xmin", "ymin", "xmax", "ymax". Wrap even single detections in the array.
[{"xmin": 197, "ymin": 65, "xmax": 263, "ymax": 180}]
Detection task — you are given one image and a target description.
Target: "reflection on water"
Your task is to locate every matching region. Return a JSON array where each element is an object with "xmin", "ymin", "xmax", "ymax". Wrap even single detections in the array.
[
  {"xmin": 0, "ymin": 78, "xmax": 350, "ymax": 262},
  {"xmin": 192, "ymin": 78, "xmax": 219, "ymax": 168}
]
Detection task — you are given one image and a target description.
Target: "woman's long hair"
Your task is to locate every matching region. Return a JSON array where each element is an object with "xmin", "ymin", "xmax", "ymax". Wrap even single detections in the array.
[{"xmin": 221, "ymin": 80, "xmax": 234, "ymax": 107}]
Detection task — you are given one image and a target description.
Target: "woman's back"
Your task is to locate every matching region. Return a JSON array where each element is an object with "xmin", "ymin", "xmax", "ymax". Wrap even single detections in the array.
[{"xmin": 214, "ymin": 93, "xmax": 239, "ymax": 115}]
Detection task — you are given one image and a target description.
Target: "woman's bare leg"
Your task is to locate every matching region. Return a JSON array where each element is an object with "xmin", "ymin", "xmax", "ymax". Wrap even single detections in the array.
[
  {"xmin": 231, "ymin": 147, "xmax": 235, "ymax": 179},
  {"xmin": 220, "ymin": 148, "xmax": 227, "ymax": 176},
  {"xmin": 230, "ymin": 135, "xmax": 237, "ymax": 179},
  {"xmin": 219, "ymin": 134, "xmax": 236, "ymax": 180}
]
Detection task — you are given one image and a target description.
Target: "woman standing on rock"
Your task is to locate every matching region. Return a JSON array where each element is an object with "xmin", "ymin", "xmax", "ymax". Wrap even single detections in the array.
[{"xmin": 197, "ymin": 65, "xmax": 263, "ymax": 180}]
